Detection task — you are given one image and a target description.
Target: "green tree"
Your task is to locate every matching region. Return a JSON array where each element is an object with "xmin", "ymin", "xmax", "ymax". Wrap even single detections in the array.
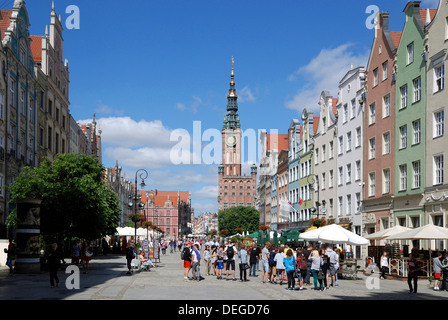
[
  {"xmin": 8, "ymin": 153, "xmax": 121, "ymax": 242},
  {"xmin": 218, "ymin": 206, "xmax": 260, "ymax": 237}
]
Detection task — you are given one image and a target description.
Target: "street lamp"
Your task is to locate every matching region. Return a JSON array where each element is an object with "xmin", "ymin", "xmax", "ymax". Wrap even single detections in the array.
[
  {"xmin": 308, "ymin": 174, "xmax": 322, "ymax": 219},
  {"xmin": 128, "ymin": 169, "xmax": 149, "ymax": 242}
]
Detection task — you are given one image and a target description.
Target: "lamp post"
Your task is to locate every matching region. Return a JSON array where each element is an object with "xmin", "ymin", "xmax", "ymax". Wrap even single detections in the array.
[
  {"xmin": 128, "ymin": 169, "xmax": 149, "ymax": 242},
  {"xmin": 308, "ymin": 174, "xmax": 324, "ymax": 222}
]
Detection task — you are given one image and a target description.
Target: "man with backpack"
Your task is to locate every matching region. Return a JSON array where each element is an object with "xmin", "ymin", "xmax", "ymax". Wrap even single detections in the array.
[
  {"xmin": 225, "ymin": 242, "xmax": 237, "ymax": 281},
  {"xmin": 125, "ymin": 242, "xmax": 135, "ymax": 274},
  {"xmin": 182, "ymin": 242, "xmax": 192, "ymax": 281}
]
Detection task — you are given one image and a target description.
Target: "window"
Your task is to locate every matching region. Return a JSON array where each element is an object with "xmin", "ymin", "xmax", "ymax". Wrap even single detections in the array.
[
  {"xmin": 9, "ymin": 79, "xmax": 15, "ymax": 108},
  {"xmin": 338, "ymin": 197, "xmax": 343, "ymax": 216},
  {"xmin": 346, "ymin": 164, "xmax": 351, "ymax": 183},
  {"xmin": 329, "ymin": 141, "xmax": 334, "ymax": 159},
  {"xmin": 407, "ymin": 43, "xmax": 414, "ymax": 64},
  {"xmin": 369, "ymin": 103, "xmax": 376, "ymax": 125},
  {"xmin": 351, "ymin": 99, "xmax": 356, "ymax": 119},
  {"xmin": 383, "ymin": 132, "xmax": 390, "ymax": 155},
  {"xmin": 343, "ymin": 104, "xmax": 348, "ymax": 123},
  {"xmin": 355, "ymin": 193, "xmax": 361, "ymax": 213},
  {"xmin": 338, "ymin": 167, "xmax": 343, "ymax": 186},
  {"xmin": 329, "ymin": 170, "xmax": 334, "ymax": 188},
  {"xmin": 383, "ymin": 168, "xmax": 390, "ymax": 194},
  {"xmin": 373, "ymin": 68, "xmax": 379, "ymax": 86},
  {"xmin": 434, "ymin": 154, "xmax": 444, "ymax": 185},
  {"xmin": 329, "ymin": 199, "xmax": 334, "ymax": 217},
  {"xmin": 369, "ymin": 172, "xmax": 376, "ymax": 197},
  {"xmin": 400, "ymin": 125, "xmax": 407, "ymax": 149},
  {"xmin": 346, "ymin": 132, "xmax": 351, "ymax": 151},
  {"xmin": 412, "ymin": 120, "xmax": 421, "ymax": 145},
  {"xmin": 434, "ymin": 110, "xmax": 445, "ymax": 138},
  {"xmin": 20, "ymin": 89, "xmax": 25, "ymax": 115},
  {"xmin": 382, "ymin": 61, "xmax": 388, "ymax": 81},
  {"xmin": 369, "ymin": 138, "xmax": 376, "ymax": 159},
  {"xmin": 355, "ymin": 160, "xmax": 361, "ymax": 181},
  {"xmin": 435, "ymin": 64, "xmax": 445, "ymax": 92},
  {"xmin": 400, "ymin": 85, "xmax": 408, "ymax": 109},
  {"xmin": 321, "ymin": 173, "xmax": 326, "ymax": 190},
  {"xmin": 383, "ymin": 94, "xmax": 390, "ymax": 118},
  {"xmin": 413, "ymin": 77, "xmax": 421, "ymax": 102},
  {"xmin": 346, "ymin": 195, "xmax": 352, "ymax": 215},
  {"xmin": 412, "ymin": 161, "xmax": 421, "ymax": 189},
  {"xmin": 399, "ymin": 164, "xmax": 407, "ymax": 191},
  {"xmin": 338, "ymin": 136, "xmax": 343, "ymax": 155},
  {"xmin": 355, "ymin": 127, "xmax": 361, "ymax": 148},
  {"xmin": 315, "ymin": 148, "xmax": 319, "ymax": 165}
]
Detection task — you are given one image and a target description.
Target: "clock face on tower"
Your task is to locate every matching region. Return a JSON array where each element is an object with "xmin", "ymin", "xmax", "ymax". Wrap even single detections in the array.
[{"xmin": 226, "ymin": 135, "xmax": 237, "ymax": 147}]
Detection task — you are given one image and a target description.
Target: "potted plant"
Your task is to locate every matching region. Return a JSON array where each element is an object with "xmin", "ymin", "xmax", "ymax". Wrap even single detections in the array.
[{"xmin": 128, "ymin": 213, "xmax": 146, "ymax": 223}]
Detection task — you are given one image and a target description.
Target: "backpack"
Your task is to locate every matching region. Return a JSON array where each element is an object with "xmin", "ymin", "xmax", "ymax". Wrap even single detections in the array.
[
  {"xmin": 181, "ymin": 247, "xmax": 190, "ymax": 260},
  {"xmin": 226, "ymin": 246, "xmax": 234, "ymax": 259},
  {"xmin": 269, "ymin": 252, "xmax": 276, "ymax": 266},
  {"xmin": 300, "ymin": 256, "xmax": 308, "ymax": 270}
]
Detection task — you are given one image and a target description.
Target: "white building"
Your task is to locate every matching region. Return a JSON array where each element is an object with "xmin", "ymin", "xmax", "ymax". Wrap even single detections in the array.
[{"xmin": 336, "ymin": 65, "xmax": 366, "ymax": 259}]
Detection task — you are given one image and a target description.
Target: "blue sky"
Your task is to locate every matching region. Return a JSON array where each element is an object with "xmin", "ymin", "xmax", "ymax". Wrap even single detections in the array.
[{"xmin": 18, "ymin": 0, "xmax": 439, "ymax": 215}]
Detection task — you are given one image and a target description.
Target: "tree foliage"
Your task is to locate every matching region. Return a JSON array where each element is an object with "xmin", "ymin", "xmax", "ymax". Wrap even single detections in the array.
[
  {"xmin": 218, "ymin": 206, "xmax": 260, "ymax": 237},
  {"xmin": 8, "ymin": 153, "xmax": 121, "ymax": 242}
]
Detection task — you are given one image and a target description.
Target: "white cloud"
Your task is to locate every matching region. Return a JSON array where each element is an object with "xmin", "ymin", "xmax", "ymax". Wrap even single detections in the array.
[
  {"xmin": 238, "ymin": 86, "xmax": 256, "ymax": 103},
  {"xmin": 175, "ymin": 96, "xmax": 203, "ymax": 113},
  {"xmin": 286, "ymin": 43, "xmax": 369, "ymax": 113},
  {"xmin": 192, "ymin": 185, "xmax": 219, "ymax": 200}
]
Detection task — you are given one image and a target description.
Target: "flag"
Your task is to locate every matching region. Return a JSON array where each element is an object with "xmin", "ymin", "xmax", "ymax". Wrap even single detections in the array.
[{"xmin": 299, "ymin": 198, "xmax": 303, "ymax": 205}]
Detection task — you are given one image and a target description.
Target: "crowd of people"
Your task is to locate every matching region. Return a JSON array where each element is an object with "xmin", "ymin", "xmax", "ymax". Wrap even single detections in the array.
[{"xmin": 180, "ymin": 240, "xmax": 344, "ymax": 291}]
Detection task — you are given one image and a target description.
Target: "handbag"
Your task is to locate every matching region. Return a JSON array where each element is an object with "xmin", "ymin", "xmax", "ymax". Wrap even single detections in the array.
[
  {"xmin": 240, "ymin": 263, "xmax": 249, "ymax": 270},
  {"xmin": 318, "ymin": 270, "xmax": 325, "ymax": 280}
]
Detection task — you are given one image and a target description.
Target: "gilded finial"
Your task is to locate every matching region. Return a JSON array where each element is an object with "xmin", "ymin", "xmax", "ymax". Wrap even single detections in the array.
[{"xmin": 231, "ymin": 56, "xmax": 234, "ymax": 76}]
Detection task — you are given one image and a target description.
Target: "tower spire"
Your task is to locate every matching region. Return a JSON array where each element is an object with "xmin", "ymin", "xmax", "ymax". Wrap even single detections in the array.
[{"xmin": 223, "ymin": 57, "xmax": 240, "ymax": 129}]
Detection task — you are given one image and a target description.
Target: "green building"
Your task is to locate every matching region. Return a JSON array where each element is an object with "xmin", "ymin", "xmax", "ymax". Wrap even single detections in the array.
[{"xmin": 394, "ymin": 2, "xmax": 435, "ymax": 232}]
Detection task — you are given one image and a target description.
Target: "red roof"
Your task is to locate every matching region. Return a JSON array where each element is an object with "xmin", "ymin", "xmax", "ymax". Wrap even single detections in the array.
[
  {"xmin": 139, "ymin": 190, "xmax": 190, "ymax": 208},
  {"xmin": 390, "ymin": 31, "xmax": 402, "ymax": 49},
  {"xmin": 267, "ymin": 134, "xmax": 289, "ymax": 152},
  {"xmin": 332, "ymin": 98, "xmax": 338, "ymax": 117},
  {"xmin": 420, "ymin": 8, "xmax": 437, "ymax": 25},
  {"xmin": 0, "ymin": 10, "xmax": 12, "ymax": 40},
  {"xmin": 30, "ymin": 36, "xmax": 42, "ymax": 62},
  {"xmin": 313, "ymin": 116, "xmax": 320, "ymax": 135}
]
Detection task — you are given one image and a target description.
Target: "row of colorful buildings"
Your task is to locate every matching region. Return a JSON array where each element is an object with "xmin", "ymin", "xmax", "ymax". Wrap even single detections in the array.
[
  {"xmin": 0, "ymin": 1, "xmax": 102, "ymax": 238},
  {"xmin": 256, "ymin": 1, "xmax": 448, "ymax": 259}
]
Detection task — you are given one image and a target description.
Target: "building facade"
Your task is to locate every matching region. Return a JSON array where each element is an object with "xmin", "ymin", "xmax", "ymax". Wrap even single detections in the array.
[
  {"xmin": 336, "ymin": 66, "xmax": 366, "ymax": 258},
  {"xmin": 363, "ymin": 11, "xmax": 401, "ymax": 242},
  {"xmin": 394, "ymin": 2, "xmax": 436, "ymax": 246},
  {"xmin": 423, "ymin": 0, "xmax": 448, "ymax": 250},
  {"xmin": 313, "ymin": 92, "xmax": 338, "ymax": 224}
]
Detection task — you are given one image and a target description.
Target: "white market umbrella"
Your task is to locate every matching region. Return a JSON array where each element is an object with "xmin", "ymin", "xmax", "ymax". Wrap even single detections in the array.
[
  {"xmin": 115, "ymin": 227, "xmax": 136, "ymax": 236},
  {"xmin": 385, "ymin": 224, "xmax": 448, "ymax": 241},
  {"xmin": 300, "ymin": 224, "xmax": 369, "ymax": 245},
  {"xmin": 365, "ymin": 225, "xmax": 411, "ymax": 240}
]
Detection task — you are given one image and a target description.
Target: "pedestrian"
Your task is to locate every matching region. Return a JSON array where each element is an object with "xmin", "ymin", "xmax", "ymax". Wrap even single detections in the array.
[
  {"xmin": 210, "ymin": 245, "xmax": 218, "ymax": 276},
  {"xmin": 302, "ymin": 244, "xmax": 313, "ymax": 285},
  {"xmin": 345, "ymin": 244, "xmax": 352, "ymax": 259},
  {"xmin": 268, "ymin": 247, "xmax": 277, "ymax": 284},
  {"xmin": 216, "ymin": 246, "xmax": 224, "ymax": 279},
  {"xmin": 318, "ymin": 248, "xmax": 330, "ymax": 291},
  {"xmin": 334, "ymin": 248, "xmax": 340, "ymax": 286},
  {"xmin": 225, "ymin": 242, "xmax": 237, "ymax": 281},
  {"xmin": 326, "ymin": 245, "xmax": 338, "ymax": 287},
  {"xmin": 432, "ymin": 251, "xmax": 448, "ymax": 291},
  {"xmin": 261, "ymin": 242, "xmax": 271, "ymax": 284},
  {"xmin": 283, "ymin": 248, "xmax": 297, "ymax": 290},
  {"xmin": 407, "ymin": 253, "xmax": 421, "ymax": 294},
  {"xmin": 441, "ymin": 253, "xmax": 448, "ymax": 291},
  {"xmin": 126, "ymin": 242, "xmax": 135, "ymax": 274},
  {"xmin": 274, "ymin": 246, "xmax": 286, "ymax": 285},
  {"xmin": 203, "ymin": 245, "xmax": 211, "ymax": 276},
  {"xmin": 238, "ymin": 245, "xmax": 249, "ymax": 282},
  {"xmin": 139, "ymin": 250, "xmax": 154, "ymax": 271},
  {"xmin": 309, "ymin": 249, "xmax": 323, "ymax": 290},
  {"xmin": 72, "ymin": 240, "xmax": 80, "ymax": 265},
  {"xmin": 46, "ymin": 243, "xmax": 62, "ymax": 288},
  {"xmin": 297, "ymin": 249, "xmax": 308, "ymax": 290},
  {"xmin": 82, "ymin": 244, "xmax": 93, "ymax": 274},
  {"xmin": 182, "ymin": 242, "xmax": 192, "ymax": 281},
  {"xmin": 380, "ymin": 252, "xmax": 389, "ymax": 279},
  {"xmin": 249, "ymin": 244, "xmax": 259, "ymax": 277},
  {"xmin": 5, "ymin": 239, "xmax": 16, "ymax": 274},
  {"xmin": 191, "ymin": 244, "xmax": 202, "ymax": 281}
]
